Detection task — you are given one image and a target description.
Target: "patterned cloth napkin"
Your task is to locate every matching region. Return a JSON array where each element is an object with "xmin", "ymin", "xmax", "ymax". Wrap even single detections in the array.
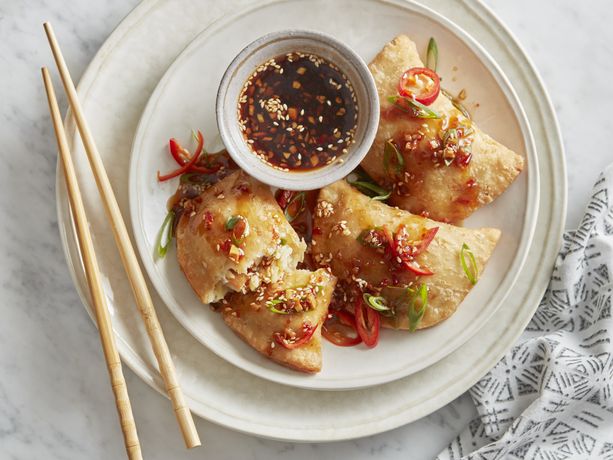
[{"xmin": 438, "ymin": 166, "xmax": 613, "ymax": 459}]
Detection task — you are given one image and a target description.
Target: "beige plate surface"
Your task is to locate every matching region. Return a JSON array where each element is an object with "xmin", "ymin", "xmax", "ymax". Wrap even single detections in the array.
[{"xmin": 57, "ymin": 0, "xmax": 566, "ymax": 441}]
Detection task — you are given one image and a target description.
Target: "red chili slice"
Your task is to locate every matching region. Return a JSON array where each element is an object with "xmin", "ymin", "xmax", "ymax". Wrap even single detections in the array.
[
  {"xmin": 392, "ymin": 225, "xmax": 438, "ymax": 276},
  {"xmin": 413, "ymin": 227, "xmax": 438, "ymax": 256},
  {"xmin": 231, "ymin": 218, "xmax": 248, "ymax": 245},
  {"xmin": 203, "ymin": 211, "xmax": 214, "ymax": 230},
  {"xmin": 400, "ymin": 260, "xmax": 434, "ymax": 276},
  {"xmin": 158, "ymin": 131, "xmax": 205, "ymax": 181},
  {"xmin": 169, "ymin": 138, "xmax": 189, "ymax": 165},
  {"xmin": 398, "ymin": 67, "xmax": 441, "ymax": 106},
  {"xmin": 275, "ymin": 189, "xmax": 295, "ymax": 209},
  {"xmin": 322, "ymin": 309, "xmax": 362, "ymax": 347},
  {"xmin": 354, "ymin": 297, "xmax": 380, "ymax": 348},
  {"xmin": 273, "ymin": 322, "xmax": 317, "ymax": 349},
  {"xmin": 219, "ymin": 239, "xmax": 232, "ymax": 254}
]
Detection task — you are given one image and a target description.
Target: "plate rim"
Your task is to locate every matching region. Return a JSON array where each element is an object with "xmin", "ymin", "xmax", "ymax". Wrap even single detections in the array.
[
  {"xmin": 55, "ymin": 0, "xmax": 567, "ymax": 442},
  {"xmin": 127, "ymin": 0, "xmax": 540, "ymax": 390}
]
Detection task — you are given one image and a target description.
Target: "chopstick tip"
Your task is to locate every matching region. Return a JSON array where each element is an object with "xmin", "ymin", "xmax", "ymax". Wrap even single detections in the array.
[{"xmin": 43, "ymin": 21, "xmax": 53, "ymax": 37}]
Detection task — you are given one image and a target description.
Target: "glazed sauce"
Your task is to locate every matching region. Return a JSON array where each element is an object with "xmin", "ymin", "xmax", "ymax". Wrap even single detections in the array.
[
  {"xmin": 378, "ymin": 108, "xmax": 479, "ymax": 221},
  {"xmin": 238, "ymin": 52, "xmax": 358, "ymax": 171},
  {"xmin": 167, "ymin": 150, "xmax": 238, "ymax": 233}
]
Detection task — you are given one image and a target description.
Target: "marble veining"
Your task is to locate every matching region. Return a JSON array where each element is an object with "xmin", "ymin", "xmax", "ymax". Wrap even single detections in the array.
[{"xmin": 0, "ymin": 0, "xmax": 607, "ymax": 458}]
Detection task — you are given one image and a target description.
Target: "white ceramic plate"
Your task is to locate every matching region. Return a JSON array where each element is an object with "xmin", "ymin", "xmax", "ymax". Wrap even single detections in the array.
[
  {"xmin": 128, "ymin": 0, "xmax": 537, "ymax": 390},
  {"xmin": 57, "ymin": 0, "xmax": 566, "ymax": 441}
]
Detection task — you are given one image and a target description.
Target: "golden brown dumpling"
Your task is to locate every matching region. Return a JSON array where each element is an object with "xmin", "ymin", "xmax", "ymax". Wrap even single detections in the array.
[
  {"xmin": 176, "ymin": 170, "xmax": 306, "ymax": 304},
  {"xmin": 221, "ymin": 269, "xmax": 336, "ymax": 373},
  {"xmin": 311, "ymin": 180, "xmax": 500, "ymax": 329},
  {"xmin": 362, "ymin": 35, "xmax": 524, "ymax": 223}
]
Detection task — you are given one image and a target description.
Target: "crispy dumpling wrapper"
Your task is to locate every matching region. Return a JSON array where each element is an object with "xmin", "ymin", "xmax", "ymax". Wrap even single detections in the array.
[
  {"xmin": 176, "ymin": 170, "xmax": 306, "ymax": 304},
  {"xmin": 311, "ymin": 180, "xmax": 500, "ymax": 329},
  {"xmin": 362, "ymin": 34, "xmax": 524, "ymax": 222},
  {"xmin": 222, "ymin": 269, "xmax": 336, "ymax": 373}
]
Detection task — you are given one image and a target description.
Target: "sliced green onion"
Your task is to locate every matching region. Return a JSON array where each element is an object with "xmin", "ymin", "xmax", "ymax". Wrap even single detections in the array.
[
  {"xmin": 356, "ymin": 228, "xmax": 385, "ymax": 249},
  {"xmin": 351, "ymin": 166, "xmax": 373, "ymax": 182},
  {"xmin": 387, "ymin": 95, "xmax": 441, "ymax": 119},
  {"xmin": 441, "ymin": 88, "xmax": 471, "ymax": 119},
  {"xmin": 225, "ymin": 215, "xmax": 242, "ymax": 230},
  {"xmin": 408, "ymin": 284, "xmax": 428, "ymax": 332},
  {"xmin": 460, "ymin": 243, "xmax": 478, "ymax": 284},
  {"xmin": 356, "ymin": 229, "xmax": 372, "ymax": 247},
  {"xmin": 180, "ymin": 172, "xmax": 198, "ymax": 184},
  {"xmin": 363, "ymin": 293, "xmax": 390, "ymax": 312},
  {"xmin": 266, "ymin": 299, "xmax": 291, "ymax": 315},
  {"xmin": 284, "ymin": 192, "xmax": 306, "ymax": 222},
  {"xmin": 348, "ymin": 167, "xmax": 391, "ymax": 199},
  {"xmin": 426, "ymin": 37, "xmax": 438, "ymax": 71},
  {"xmin": 226, "ymin": 215, "xmax": 249, "ymax": 245},
  {"xmin": 347, "ymin": 179, "xmax": 391, "ymax": 201},
  {"xmin": 180, "ymin": 171, "xmax": 213, "ymax": 184},
  {"xmin": 155, "ymin": 210, "xmax": 175, "ymax": 258},
  {"xmin": 383, "ymin": 140, "xmax": 405, "ymax": 177}
]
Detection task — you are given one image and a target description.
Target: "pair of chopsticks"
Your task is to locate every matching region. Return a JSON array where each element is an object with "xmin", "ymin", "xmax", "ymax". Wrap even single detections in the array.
[{"xmin": 42, "ymin": 22, "xmax": 201, "ymax": 459}]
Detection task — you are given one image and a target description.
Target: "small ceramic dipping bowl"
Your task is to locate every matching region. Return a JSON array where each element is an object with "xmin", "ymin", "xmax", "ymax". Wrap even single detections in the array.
[{"xmin": 216, "ymin": 30, "xmax": 379, "ymax": 190}]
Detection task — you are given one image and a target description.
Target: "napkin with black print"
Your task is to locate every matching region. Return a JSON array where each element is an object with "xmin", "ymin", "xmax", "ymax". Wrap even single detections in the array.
[{"xmin": 438, "ymin": 165, "xmax": 613, "ymax": 459}]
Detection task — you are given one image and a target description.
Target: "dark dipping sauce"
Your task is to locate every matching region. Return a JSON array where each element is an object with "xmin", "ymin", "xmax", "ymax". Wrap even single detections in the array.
[{"xmin": 238, "ymin": 52, "xmax": 358, "ymax": 171}]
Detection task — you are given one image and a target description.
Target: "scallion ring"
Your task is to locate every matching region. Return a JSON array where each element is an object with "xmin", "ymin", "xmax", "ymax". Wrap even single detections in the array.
[
  {"xmin": 387, "ymin": 95, "xmax": 441, "ymax": 119},
  {"xmin": 225, "ymin": 215, "xmax": 242, "ymax": 231},
  {"xmin": 347, "ymin": 179, "xmax": 391, "ymax": 201},
  {"xmin": 408, "ymin": 283, "xmax": 428, "ymax": 332},
  {"xmin": 426, "ymin": 37, "xmax": 438, "ymax": 71},
  {"xmin": 266, "ymin": 299, "xmax": 290, "ymax": 315},
  {"xmin": 460, "ymin": 243, "xmax": 478, "ymax": 285},
  {"xmin": 441, "ymin": 88, "xmax": 471, "ymax": 119},
  {"xmin": 383, "ymin": 139, "xmax": 405, "ymax": 177},
  {"xmin": 284, "ymin": 192, "xmax": 306, "ymax": 222},
  {"xmin": 363, "ymin": 293, "xmax": 391, "ymax": 312},
  {"xmin": 155, "ymin": 210, "xmax": 175, "ymax": 258}
]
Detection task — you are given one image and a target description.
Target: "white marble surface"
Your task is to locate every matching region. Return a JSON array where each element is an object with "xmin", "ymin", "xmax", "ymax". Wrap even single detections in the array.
[{"xmin": 0, "ymin": 0, "xmax": 609, "ymax": 459}]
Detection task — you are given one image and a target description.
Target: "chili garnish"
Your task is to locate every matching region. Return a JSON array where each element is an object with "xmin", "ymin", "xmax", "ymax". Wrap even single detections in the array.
[
  {"xmin": 357, "ymin": 225, "xmax": 438, "ymax": 276},
  {"xmin": 273, "ymin": 322, "xmax": 317, "ymax": 349},
  {"xmin": 394, "ymin": 225, "xmax": 438, "ymax": 276},
  {"xmin": 275, "ymin": 189, "xmax": 295, "ymax": 210},
  {"xmin": 158, "ymin": 130, "xmax": 223, "ymax": 181},
  {"xmin": 398, "ymin": 67, "xmax": 441, "ymax": 106},
  {"xmin": 354, "ymin": 296, "xmax": 380, "ymax": 348},
  {"xmin": 157, "ymin": 130, "xmax": 205, "ymax": 181},
  {"xmin": 322, "ymin": 309, "xmax": 362, "ymax": 347}
]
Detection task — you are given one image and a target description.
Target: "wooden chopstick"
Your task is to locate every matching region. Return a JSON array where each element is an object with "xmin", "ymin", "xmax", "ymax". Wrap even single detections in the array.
[
  {"xmin": 42, "ymin": 67, "xmax": 143, "ymax": 460},
  {"xmin": 43, "ymin": 22, "xmax": 201, "ymax": 449}
]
